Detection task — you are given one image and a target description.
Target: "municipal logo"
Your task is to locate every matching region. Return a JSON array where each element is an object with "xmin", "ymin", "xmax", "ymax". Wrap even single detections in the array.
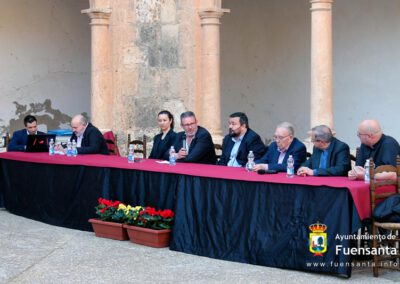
[{"xmin": 309, "ymin": 222, "xmax": 327, "ymax": 257}]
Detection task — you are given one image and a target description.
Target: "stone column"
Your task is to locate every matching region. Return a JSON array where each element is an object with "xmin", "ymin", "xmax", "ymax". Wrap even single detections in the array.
[
  {"xmin": 82, "ymin": 0, "xmax": 112, "ymax": 130},
  {"xmin": 310, "ymin": 0, "xmax": 333, "ymax": 128},
  {"xmin": 198, "ymin": 5, "xmax": 229, "ymax": 140}
]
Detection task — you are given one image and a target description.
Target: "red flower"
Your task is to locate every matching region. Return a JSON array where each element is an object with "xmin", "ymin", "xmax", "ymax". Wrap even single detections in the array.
[
  {"xmin": 160, "ymin": 209, "xmax": 174, "ymax": 219},
  {"xmin": 145, "ymin": 207, "xmax": 157, "ymax": 216},
  {"xmin": 100, "ymin": 208, "xmax": 106, "ymax": 214},
  {"xmin": 112, "ymin": 201, "xmax": 121, "ymax": 208}
]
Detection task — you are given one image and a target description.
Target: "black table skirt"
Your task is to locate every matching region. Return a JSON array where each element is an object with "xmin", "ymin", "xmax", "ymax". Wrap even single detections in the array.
[
  {"xmin": 0, "ymin": 158, "xmax": 360, "ymax": 277},
  {"xmin": 0, "ymin": 160, "xmax": 177, "ymax": 231},
  {"xmin": 170, "ymin": 176, "xmax": 359, "ymax": 276}
]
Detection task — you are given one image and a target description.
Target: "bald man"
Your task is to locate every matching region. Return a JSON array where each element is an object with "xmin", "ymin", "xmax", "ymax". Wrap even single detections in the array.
[
  {"xmin": 348, "ymin": 119, "xmax": 399, "ymax": 180},
  {"xmin": 69, "ymin": 114, "xmax": 109, "ymax": 155}
]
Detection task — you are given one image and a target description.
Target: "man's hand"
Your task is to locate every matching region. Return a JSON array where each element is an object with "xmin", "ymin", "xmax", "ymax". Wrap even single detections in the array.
[
  {"xmin": 297, "ymin": 167, "xmax": 313, "ymax": 176},
  {"xmin": 253, "ymin": 164, "xmax": 267, "ymax": 172},
  {"xmin": 348, "ymin": 166, "xmax": 364, "ymax": 180},
  {"xmin": 54, "ymin": 144, "xmax": 66, "ymax": 154},
  {"xmin": 177, "ymin": 148, "xmax": 188, "ymax": 159}
]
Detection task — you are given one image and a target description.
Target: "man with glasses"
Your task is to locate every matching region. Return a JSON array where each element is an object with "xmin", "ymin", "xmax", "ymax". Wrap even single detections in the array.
[
  {"xmin": 297, "ymin": 125, "xmax": 350, "ymax": 176},
  {"xmin": 170, "ymin": 111, "xmax": 216, "ymax": 164},
  {"xmin": 253, "ymin": 122, "xmax": 306, "ymax": 172},
  {"xmin": 348, "ymin": 119, "xmax": 399, "ymax": 180},
  {"xmin": 217, "ymin": 112, "xmax": 265, "ymax": 167}
]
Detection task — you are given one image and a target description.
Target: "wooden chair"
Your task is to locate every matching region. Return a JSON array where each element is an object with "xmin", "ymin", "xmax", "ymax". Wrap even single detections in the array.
[
  {"xmin": 369, "ymin": 157, "xmax": 400, "ymax": 277},
  {"xmin": 127, "ymin": 134, "xmax": 147, "ymax": 158},
  {"xmin": 214, "ymin": 143, "xmax": 222, "ymax": 162},
  {"xmin": 103, "ymin": 131, "xmax": 119, "ymax": 156},
  {"xmin": 350, "ymin": 147, "xmax": 360, "ymax": 163}
]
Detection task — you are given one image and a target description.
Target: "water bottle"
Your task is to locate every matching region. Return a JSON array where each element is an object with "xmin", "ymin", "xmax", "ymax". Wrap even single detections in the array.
[
  {"xmin": 128, "ymin": 144, "xmax": 134, "ymax": 163},
  {"xmin": 287, "ymin": 155, "xmax": 294, "ymax": 178},
  {"xmin": 72, "ymin": 140, "xmax": 78, "ymax": 157},
  {"xmin": 49, "ymin": 138, "xmax": 55, "ymax": 156},
  {"xmin": 66, "ymin": 141, "xmax": 72, "ymax": 157},
  {"xmin": 0, "ymin": 133, "xmax": 4, "ymax": 147},
  {"xmin": 364, "ymin": 159, "xmax": 370, "ymax": 184},
  {"xmin": 169, "ymin": 146, "xmax": 176, "ymax": 166},
  {"xmin": 245, "ymin": 150, "xmax": 255, "ymax": 172}
]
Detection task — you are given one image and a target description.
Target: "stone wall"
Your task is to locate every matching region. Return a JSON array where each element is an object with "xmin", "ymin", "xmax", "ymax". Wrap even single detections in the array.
[
  {"xmin": 0, "ymin": 0, "xmax": 90, "ymax": 134},
  {"xmin": 109, "ymin": 0, "xmax": 197, "ymax": 153}
]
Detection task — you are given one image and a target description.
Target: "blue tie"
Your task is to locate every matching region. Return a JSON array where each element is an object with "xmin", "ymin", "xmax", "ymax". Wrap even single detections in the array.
[{"xmin": 319, "ymin": 150, "xmax": 327, "ymax": 169}]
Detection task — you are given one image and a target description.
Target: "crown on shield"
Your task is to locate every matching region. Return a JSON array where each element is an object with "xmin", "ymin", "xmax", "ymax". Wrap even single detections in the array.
[{"xmin": 309, "ymin": 222, "xmax": 327, "ymax": 233}]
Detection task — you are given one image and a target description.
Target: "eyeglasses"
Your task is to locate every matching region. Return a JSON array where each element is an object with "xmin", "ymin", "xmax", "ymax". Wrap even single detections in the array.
[
  {"xmin": 357, "ymin": 132, "xmax": 370, "ymax": 138},
  {"xmin": 273, "ymin": 135, "xmax": 290, "ymax": 141},
  {"xmin": 182, "ymin": 122, "xmax": 196, "ymax": 128},
  {"xmin": 311, "ymin": 139, "xmax": 323, "ymax": 143}
]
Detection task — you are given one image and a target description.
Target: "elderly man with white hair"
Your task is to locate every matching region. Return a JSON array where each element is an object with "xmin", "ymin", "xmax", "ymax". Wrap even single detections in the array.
[
  {"xmin": 253, "ymin": 122, "xmax": 307, "ymax": 172},
  {"xmin": 69, "ymin": 114, "xmax": 109, "ymax": 155}
]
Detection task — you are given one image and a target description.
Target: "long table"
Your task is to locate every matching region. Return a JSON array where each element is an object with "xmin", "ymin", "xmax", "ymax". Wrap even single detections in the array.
[{"xmin": 0, "ymin": 152, "xmax": 371, "ymax": 277}]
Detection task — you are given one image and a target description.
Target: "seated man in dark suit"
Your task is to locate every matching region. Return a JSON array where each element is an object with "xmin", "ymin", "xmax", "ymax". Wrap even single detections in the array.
[
  {"xmin": 348, "ymin": 119, "xmax": 400, "ymax": 181},
  {"xmin": 69, "ymin": 114, "xmax": 109, "ymax": 155},
  {"xmin": 253, "ymin": 122, "xmax": 306, "ymax": 172},
  {"xmin": 8, "ymin": 115, "xmax": 46, "ymax": 151},
  {"xmin": 170, "ymin": 111, "xmax": 216, "ymax": 164},
  {"xmin": 297, "ymin": 125, "xmax": 351, "ymax": 176},
  {"xmin": 218, "ymin": 112, "xmax": 265, "ymax": 167}
]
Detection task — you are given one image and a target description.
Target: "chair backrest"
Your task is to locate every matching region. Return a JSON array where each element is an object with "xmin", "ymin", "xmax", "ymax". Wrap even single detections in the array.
[
  {"xmin": 350, "ymin": 147, "xmax": 360, "ymax": 163},
  {"xmin": 214, "ymin": 143, "xmax": 222, "ymax": 162},
  {"xmin": 127, "ymin": 134, "xmax": 147, "ymax": 158},
  {"xmin": 369, "ymin": 156, "xmax": 400, "ymax": 212},
  {"xmin": 103, "ymin": 131, "xmax": 120, "ymax": 156}
]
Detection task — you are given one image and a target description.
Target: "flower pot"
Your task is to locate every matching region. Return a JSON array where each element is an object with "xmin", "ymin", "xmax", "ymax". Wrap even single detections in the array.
[
  {"xmin": 123, "ymin": 224, "xmax": 171, "ymax": 248},
  {"xmin": 88, "ymin": 218, "xmax": 129, "ymax": 241}
]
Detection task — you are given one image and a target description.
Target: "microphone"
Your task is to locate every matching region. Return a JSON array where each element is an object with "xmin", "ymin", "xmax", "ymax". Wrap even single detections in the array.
[{"xmin": 182, "ymin": 134, "xmax": 187, "ymax": 150}]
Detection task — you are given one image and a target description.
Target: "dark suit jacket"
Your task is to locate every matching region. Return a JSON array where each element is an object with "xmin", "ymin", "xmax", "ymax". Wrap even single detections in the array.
[
  {"xmin": 256, "ymin": 138, "xmax": 306, "ymax": 172},
  {"xmin": 302, "ymin": 137, "xmax": 351, "ymax": 176},
  {"xmin": 149, "ymin": 129, "xmax": 177, "ymax": 159},
  {"xmin": 8, "ymin": 129, "xmax": 46, "ymax": 152},
  {"xmin": 70, "ymin": 123, "xmax": 109, "ymax": 155},
  {"xmin": 218, "ymin": 128, "xmax": 265, "ymax": 166},
  {"xmin": 356, "ymin": 134, "xmax": 400, "ymax": 167},
  {"xmin": 172, "ymin": 126, "xmax": 216, "ymax": 164}
]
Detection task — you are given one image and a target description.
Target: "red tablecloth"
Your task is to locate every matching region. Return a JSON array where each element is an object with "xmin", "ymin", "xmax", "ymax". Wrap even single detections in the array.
[{"xmin": 0, "ymin": 152, "xmax": 374, "ymax": 220}]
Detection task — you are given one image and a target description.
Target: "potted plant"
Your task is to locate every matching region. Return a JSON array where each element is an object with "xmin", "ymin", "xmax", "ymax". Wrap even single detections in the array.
[
  {"xmin": 123, "ymin": 206, "xmax": 174, "ymax": 248},
  {"xmin": 88, "ymin": 198, "xmax": 129, "ymax": 241}
]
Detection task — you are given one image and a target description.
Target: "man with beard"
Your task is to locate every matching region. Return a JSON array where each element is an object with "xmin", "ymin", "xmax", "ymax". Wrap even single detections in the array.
[
  {"xmin": 218, "ymin": 112, "xmax": 265, "ymax": 167},
  {"xmin": 253, "ymin": 122, "xmax": 307, "ymax": 172},
  {"xmin": 170, "ymin": 111, "xmax": 216, "ymax": 164},
  {"xmin": 55, "ymin": 114, "xmax": 109, "ymax": 155}
]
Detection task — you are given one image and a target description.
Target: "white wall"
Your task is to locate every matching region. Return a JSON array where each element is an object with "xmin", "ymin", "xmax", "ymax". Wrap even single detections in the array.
[
  {"xmin": 221, "ymin": 0, "xmax": 400, "ymax": 148},
  {"xmin": 333, "ymin": 0, "xmax": 400, "ymax": 148},
  {"xmin": 0, "ymin": 0, "xmax": 90, "ymax": 133},
  {"xmin": 221, "ymin": 0, "xmax": 310, "ymax": 144}
]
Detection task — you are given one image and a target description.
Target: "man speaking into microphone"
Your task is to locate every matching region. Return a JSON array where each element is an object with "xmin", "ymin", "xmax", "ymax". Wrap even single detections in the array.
[{"xmin": 169, "ymin": 111, "xmax": 216, "ymax": 164}]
